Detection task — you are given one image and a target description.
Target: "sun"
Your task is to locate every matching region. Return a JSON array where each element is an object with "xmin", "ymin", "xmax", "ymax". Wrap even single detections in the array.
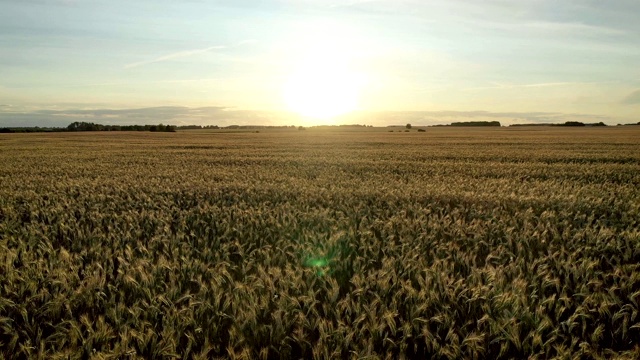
[
  {"xmin": 284, "ymin": 60, "xmax": 362, "ymax": 120},
  {"xmin": 282, "ymin": 29, "xmax": 367, "ymax": 122}
]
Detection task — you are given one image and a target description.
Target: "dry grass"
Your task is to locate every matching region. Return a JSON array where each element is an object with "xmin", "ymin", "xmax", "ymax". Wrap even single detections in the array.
[{"xmin": 1, "ymin": 126, "xmax": 639, "ymax": 359}]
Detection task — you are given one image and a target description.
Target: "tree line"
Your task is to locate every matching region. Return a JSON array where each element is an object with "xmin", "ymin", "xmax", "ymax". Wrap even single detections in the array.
[
  {"xmin": 66, "ymin": 121, "xmax": 176, "ymax": 132},
  {"xmin": 1, "ymin": 122, "xmax": 177, "ymax": 133}
]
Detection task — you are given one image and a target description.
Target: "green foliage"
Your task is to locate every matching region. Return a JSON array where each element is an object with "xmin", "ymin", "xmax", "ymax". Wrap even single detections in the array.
[{"xmin": 1, "ymin": 128, "xmax": 639, "ymax": 359}]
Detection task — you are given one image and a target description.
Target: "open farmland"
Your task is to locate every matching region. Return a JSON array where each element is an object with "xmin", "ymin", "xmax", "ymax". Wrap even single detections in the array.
[{"xmin": 1, "ymin": 127, "xmax": 639, "ymax": 359}]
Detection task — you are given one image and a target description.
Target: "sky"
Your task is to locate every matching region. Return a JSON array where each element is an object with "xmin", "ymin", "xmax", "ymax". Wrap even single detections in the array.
[{"xmin": 0, "ymin": 0, "xmax": 639, "ymax": 127}]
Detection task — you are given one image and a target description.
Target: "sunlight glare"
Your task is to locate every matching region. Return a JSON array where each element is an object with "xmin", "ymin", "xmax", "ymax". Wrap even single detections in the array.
[{"xmin": 282, "ymin": 23, "xmax": 368, "ymax": 122}]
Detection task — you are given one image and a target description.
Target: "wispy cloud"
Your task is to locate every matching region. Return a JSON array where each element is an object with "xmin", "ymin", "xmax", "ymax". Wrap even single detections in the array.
[
  {"xmin": 327, "ymin": 0, "xmax": 380, "ymax": 8},
  {"xmin": 522, "ymin": 21, "xmax": 626, "ymax": 36},
  {"xmin": 464, "ymin": 81, "xmax": 616, "ymax": 91},
  {"xmin": 124, "ymin": 46, "xmax": 226, "ymax": 69},
  {"xmin": 0, "ymin": 106, "xmax": 292, "ymax": 128},
  {"xmin": 67, "ymin": 78, "xmax": 221, "ymax": 88},
  {"xmin": 123, "ymin": 40, "xmax": 256, "ymax": 69},
  {"xmin": 465, "ymin": 19, "xmax": 628, "ymax": 36},
  {"xmin": 0, "ymin": 106, "xmax": 628, "ymax": 128},
  {"xmin": 351, "ymin": 110, "xmax": 617, "ymax": 126},
  {"xmin": 621, "ymin": 89, "xmax": 640, "ymax": 105}
]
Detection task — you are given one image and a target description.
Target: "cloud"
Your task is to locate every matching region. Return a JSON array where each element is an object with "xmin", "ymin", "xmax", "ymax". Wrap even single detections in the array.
[
  {"xmin": 67, "ymin": 78, "xmax": 222, "ymax": 88},
  {"xmin": 464, "ymin": 81, "xmax": 616, "ymax": 91},
  {"xmin": 621, "ymin": 89, "xmax": 640, "ymax": 105},
  {"xmin": 465, "ymin": 82, "xmax": 575, "ymax": 91},
  {"xmin": 122, "ymin": 40, "xmax": 256, "ymax": 69},
  {"xmin": 522, "ymin": 21, "xmax": 626, "ymax": 36},
  {"xmin": 467, "ymin": 19, "xmax": 627, "ymax": 37},
  {"xmin": 124, "ymin": 46, "xmax": 226, "ymax": 69},
  {"xmin": 0, "ymin": 106, "xmax": 294, "ymax": 128},
  {"xmin": 327, "ymin": 0, "xmax": 632, "ymax": 36},
  {"xmin": 344, "ymin": 110, "xmax": 616, "ymax": 126},
  {"xmin": 0, "ymin": 106, "xmax": 624, "ymax": 128},
  {"xmin": 0, "ymin": 106, "xmax": 196, "ymax": 127},
  {"xmin": 327, "ymin": 0, "xmax": 380, "ymax": 8}
]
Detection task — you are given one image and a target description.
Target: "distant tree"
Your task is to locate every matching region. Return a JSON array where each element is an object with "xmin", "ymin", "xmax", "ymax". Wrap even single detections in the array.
[
  {"xmin": 66, "ymin": 121, "xmax": 183, "ymax": 132},
  {"xmin": 67, "ymin": 121, "xmax": 100, "ymax": 131},
  {"xmin": 67, "ymin": 122, "xmax": 81, "ymax": 131},
  {"xmin": 451, "ymin": 121, "xmax": 501, "ymax": 127},
  {"xmin": 298, "ymin": 126, "xmax": 306, "ymax": 130},
  {"xmin": 406, "ymin": 123, "xmax": 412, "ymax": 129},
  {"xmin": 561, "ymin": 121, "xmax": 585, "ymax": 127}
]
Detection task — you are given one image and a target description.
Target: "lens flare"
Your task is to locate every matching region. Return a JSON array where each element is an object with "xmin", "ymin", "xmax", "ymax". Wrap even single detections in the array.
[{"xmin": 304, "ymin": 256, "xmax": 330, "ymax": 276}]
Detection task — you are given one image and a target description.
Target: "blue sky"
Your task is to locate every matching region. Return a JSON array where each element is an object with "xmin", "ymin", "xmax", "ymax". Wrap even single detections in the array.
[{"xmin": 1, "ymin": 0, "xmax": 639, "ymax": 126}]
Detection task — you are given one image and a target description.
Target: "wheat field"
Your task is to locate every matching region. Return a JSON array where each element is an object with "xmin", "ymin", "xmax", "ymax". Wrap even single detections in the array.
[{"xmin": 1, "ymin": 127, "xmax": 639, "ymax": 359}]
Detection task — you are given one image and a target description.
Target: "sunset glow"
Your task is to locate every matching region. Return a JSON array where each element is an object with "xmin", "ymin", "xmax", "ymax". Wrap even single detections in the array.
[
  {"xmin": 283, "ymin": 54, "xmax": 365, "ymax": 121},
  {"xmin": 0, "ymin": 1, "xmax": 638, "ymax": 127},
  {"xmin": 281, "ymin": 21, "xmax": 368, "ymax": 122}
]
